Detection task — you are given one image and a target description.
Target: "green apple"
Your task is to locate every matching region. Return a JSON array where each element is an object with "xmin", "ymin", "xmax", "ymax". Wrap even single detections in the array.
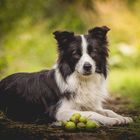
[
  {"xmin": 79, "ymin": 116, "xmax": 87, "ymax": 123},
  {"xmin": 70, "ymin": 115, "xmax": 79, "ymax": 123},
  {"xmin": 77, "ymin": 122, "xmax": 86, "ymax": 129},
  {"xmin": 86, "ymin": 120, "xmax": 97, "ymax": 130},
  {"xmin": 65, "ymin": 121, "xmax": 76, "ymax": 130},
  {"xmin": 72, "ymin": 113, "xmax": 81, "ymax": 119}
]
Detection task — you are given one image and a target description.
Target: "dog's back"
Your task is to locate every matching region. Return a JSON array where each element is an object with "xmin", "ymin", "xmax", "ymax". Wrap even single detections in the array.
[{"xmin": 0, "ymin": 70, "xmax": 60, "ymax": 122}]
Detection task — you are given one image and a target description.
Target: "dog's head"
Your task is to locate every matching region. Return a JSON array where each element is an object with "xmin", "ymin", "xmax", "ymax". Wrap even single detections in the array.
[{"xmin": 53, "ymin": 26, "xmax": 110, "ymax": 80}]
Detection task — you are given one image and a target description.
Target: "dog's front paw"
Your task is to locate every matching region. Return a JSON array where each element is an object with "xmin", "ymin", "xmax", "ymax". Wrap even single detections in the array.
[
  {"xmin": 118, "ymin": 117, "xmax": 133, "ymax": 124},
  {"xmin": 101, "ymin": 118, "xmax": 122, "ymax": 126},
  {"xmin": 101, "ymin": 117, "xmax": 133, "ymax": 126}
]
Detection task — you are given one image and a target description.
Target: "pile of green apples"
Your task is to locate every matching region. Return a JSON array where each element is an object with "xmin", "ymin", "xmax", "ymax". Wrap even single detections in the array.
[{"xmin": 61, "ymin": 113, "xmax": 100, "ymax": 131}]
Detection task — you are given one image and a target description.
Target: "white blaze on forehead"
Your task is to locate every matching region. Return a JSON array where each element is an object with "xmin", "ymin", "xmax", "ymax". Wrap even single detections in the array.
[
  {"xmin": 80, "ymin": 35, "xmax": 88, "ymax": 54},
  {"xmin": 75, "ymin": 34, "xmax": 96, "ymax": 75}
]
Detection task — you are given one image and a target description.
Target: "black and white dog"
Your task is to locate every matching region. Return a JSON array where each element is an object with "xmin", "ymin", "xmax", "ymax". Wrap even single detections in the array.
[{"xmin": 0, "ymin": 26, "xmax": 133, "ymax": 125}]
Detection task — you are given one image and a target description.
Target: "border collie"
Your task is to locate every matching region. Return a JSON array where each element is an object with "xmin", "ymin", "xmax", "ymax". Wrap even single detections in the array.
[{"xmin": 0, "ymin": 26, "xmax": 133, "ymax": 126}]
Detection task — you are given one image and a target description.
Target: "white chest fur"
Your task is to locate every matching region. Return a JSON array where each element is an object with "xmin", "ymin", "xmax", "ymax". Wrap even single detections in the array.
[{"xmin": 55, "ymin": 69, "xmax": 108, "ymax": 111}]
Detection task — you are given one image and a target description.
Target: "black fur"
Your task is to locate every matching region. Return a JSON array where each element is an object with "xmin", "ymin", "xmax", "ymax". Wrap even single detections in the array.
[
  {"xmin": 86, "ymin": 26, "xmax": 109, "ymax": 78},
  {"xmin": 0, "ymin": 70, "xmax": 61, "ymax": 122},
  {"xmin": 54, "ymin": 32, "xmax": 82, "ymax": 80}
]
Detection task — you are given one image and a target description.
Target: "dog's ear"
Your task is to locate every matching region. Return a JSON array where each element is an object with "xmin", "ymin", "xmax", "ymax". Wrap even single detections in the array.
[
  {"xmin": 53, "ymin": 31, "xmax": 74, "ymax": 45},
  {"xmin": 88, "ymin": 26, "xmax": 110, "ymax": 39}
]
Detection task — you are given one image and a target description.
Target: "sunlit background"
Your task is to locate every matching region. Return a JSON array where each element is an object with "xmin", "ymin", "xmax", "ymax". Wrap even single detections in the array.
[{"xmin": 0, "ymin": 0, "xmax": 140, "ymax": 106}]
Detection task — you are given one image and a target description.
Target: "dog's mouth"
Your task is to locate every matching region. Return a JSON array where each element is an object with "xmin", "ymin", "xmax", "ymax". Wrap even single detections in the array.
[
  {"xmin": 76, "ymin": 70, "xmax": 93, "ymax": 77},
  {"xmin": 83, "ymin": 71, "xmax": 92, "ymax": 76}
]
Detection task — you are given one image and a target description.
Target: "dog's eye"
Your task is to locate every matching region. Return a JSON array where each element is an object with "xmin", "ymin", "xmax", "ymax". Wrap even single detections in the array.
[
  {"xmin": 71, "ymin": 50, "xmax": 81, "ymax": 59},
  {"xmin": 91, "ymin": 52, "xmax": 96, "ymax": 58},
  {"xmin": 92, "ymin": 48, "xmax": 97, "ymax": 52},
  {"xmin": 72, "ymin": 50, "xmax": 77, "ymax": 55},
  {"xmin": 90, "ymin": 49, "xmax": 97, "ymax": 58},
  {"xmin": 88, "ymin": 45, "xmax": 96, "ymax": 53}
]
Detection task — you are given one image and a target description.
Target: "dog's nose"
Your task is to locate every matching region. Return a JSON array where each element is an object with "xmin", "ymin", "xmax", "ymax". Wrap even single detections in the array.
[{"xmin": 83, "ymin": 62, "xmax": 92, "ymax": 71}]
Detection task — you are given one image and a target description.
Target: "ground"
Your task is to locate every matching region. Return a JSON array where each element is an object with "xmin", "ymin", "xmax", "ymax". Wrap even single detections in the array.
[{"xmin": 0, "ymin": 96, "xmax": 140, "ymax": 140}]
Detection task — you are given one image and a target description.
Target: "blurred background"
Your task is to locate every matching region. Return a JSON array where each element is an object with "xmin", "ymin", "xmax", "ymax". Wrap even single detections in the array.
[{"xmin": 0, "ymin": 0, "xmax": 140, "ymax": 106}]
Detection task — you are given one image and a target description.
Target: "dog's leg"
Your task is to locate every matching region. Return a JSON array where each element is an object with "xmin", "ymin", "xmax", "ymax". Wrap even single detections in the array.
[
  {"xmin": 95, "ymin": 108, "xmax": 133, "ymax": 124},
  {"xmin": 55, "ymin": 109, "xmax": 129, "ymax": 126}
]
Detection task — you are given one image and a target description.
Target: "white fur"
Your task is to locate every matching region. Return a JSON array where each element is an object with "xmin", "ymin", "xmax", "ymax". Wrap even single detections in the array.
[
  {"xmin": 75, "ymin": 35, "xmax": 96, "ymax": 75},
  {"xmin": 54, "ymin": 35, "xmax": 133, "ymax": 126},
  {"xmin": 55, "ymin": 69, "xmax": 108, "ymax": 109}
]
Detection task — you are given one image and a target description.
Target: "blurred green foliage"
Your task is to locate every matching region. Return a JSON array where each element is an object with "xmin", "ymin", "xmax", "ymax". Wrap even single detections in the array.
[
  {"xmin": 109, "ymin": 68, "xmax": 140, "ymax": 106},
  {"xmin": 0, "ymin": 0, "xmax": 140, "ymax": 103}
]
